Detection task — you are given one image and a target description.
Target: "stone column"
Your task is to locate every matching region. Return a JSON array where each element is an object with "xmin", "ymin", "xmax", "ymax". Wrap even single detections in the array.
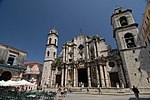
[
  {"xmin": 73, "ymin": 67, "xmax": 77, "ymax": 87},
  {"xmin": 87, "ymin": 66, "xmax": 91, "ymax": 87},
  {"xmin": 96, "ymin": 66, "xmax": 100, "ymax": 86},
  {"xmin": 62, "ymin": 47, "xmax": 65, "ymax": 62},
  {"xmin": 100, "ymin": 65, "xmax": 105, "ymax": 87},
  {"xmin": 65, "ymin": 66, "xmax": 68, "ymax": 86},
  {"xmin": 86, "ymin": 43, "xmax": 89, "ymax": 59},
  {"xmin": 104, "ymin": 66, "xmax": 109, "ymax": 87},
  {"xmin": 61, "ymin": 68, "xmax": 64, "ymax": 86}
]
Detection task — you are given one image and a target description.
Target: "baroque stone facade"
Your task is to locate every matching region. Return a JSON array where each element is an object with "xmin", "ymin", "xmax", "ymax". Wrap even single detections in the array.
[{"xmin": 41, "ymin": 8, "xmax": 150, "ymax": 89}]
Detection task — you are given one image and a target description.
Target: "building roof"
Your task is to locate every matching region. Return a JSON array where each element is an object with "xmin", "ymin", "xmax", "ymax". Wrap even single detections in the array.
[
  {"xmin": 0, "ymin": 64, "xmax": 26, "ymax": 70},
  {"xmin": 48, "ymin": 27, "xmax": 59, "ymax": 37},
  {"xmin": 24, "ymin": 62, "xmax": 43, "ymax": 66},
  {"xmin": 0, "ymin": 43, "xmax": 27, "ymax": 54}
]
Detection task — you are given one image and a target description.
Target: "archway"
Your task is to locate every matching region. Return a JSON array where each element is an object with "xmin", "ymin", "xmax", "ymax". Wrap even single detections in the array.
[
  {"xmin": 55, "ymin": 67, "xmax": 61, "ymax": 87},
  {"xmin": 1, "ymin": 71, "xmax": 12, "ymax": 81},
  {"xmin": 109, "ymin": 72, "xmax": 120, "ymax": 87}
]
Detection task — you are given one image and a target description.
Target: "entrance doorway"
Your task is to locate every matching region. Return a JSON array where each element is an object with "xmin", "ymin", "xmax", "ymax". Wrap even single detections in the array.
[
  {"xmin": 78, "ymin": 68, "xmax": 88, "ymax": 87},
  {"xmin": 56, "ymin": 75, "xmax": 61, "ymax": 87},
  {"xmin": 109, "ymin": 72, "xmax": 120, "ymax": 87}
]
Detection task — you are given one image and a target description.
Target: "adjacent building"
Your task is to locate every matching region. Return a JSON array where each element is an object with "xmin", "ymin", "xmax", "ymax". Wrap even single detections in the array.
[
  {"xmin": 23, "ymin": 62, "xmax": 43, "ymax": 90},
  {"xmin": 139, "ymin": 0, "xmax": 150, "ymax": 48},
  {"xmin": 138, "ymin": 0, "xmax": 150, "ymax": 84},
  {"xmin": 0, "ymin": 43, "xmax": 27, "ymax": 81}
]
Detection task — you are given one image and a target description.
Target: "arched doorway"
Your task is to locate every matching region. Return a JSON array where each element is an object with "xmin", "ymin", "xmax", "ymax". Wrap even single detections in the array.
[
  {"xmin": 55, "ymin": 67, "xmax": 61, "ymax": 87},
  {"xmin": 1, "ymin": 71, "xmax": 12, "ymax": 81}
]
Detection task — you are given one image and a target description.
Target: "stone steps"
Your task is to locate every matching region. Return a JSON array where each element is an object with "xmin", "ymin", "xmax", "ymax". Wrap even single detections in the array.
[
  {"xmin": 45, "ymin": 87, "xmax": 150, "ymax": 94},
  {"xmin": 70, "ymin": 87, "xmax": 132, "ymax": 93}
]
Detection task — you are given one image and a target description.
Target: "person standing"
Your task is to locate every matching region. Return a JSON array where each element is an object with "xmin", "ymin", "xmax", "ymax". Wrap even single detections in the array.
[
  {"xmin": 97, "ymin": 85, "xmax": 102, "ymax": 94},
  {"xmin": 132, "ymin": 86, "xmax": 140, "ymax": 100},
  {"xmin": 87, "ymin": 87, "xmax": 89, "ymax": 94},
  {"xmin": 60, "ymin": 86, "xmax": 65, "ymax": 99}
]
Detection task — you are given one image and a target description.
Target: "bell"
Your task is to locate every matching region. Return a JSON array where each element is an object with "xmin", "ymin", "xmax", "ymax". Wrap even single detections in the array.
[{"xmin": 127, "ymin": 40, "xmax": 132, "ymax": 43}]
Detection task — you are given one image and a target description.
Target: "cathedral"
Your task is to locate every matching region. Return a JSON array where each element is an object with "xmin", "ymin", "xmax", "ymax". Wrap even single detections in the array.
[{"xmin": 41, "ymin": 7, "xmax": 150, "ymax": 89}]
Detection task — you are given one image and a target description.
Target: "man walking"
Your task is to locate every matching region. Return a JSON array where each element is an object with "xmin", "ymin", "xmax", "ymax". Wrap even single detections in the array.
[
  {"xmin": 132, "ymin": 86, "xmax": 140, "ymax": 100},
  {"xmin": 87, "ymin": 87, "xmax": 89, "ymax": 94},
  {"xmin": 97, "ymin": 84, "xmax": 102, "ymax": 94}
]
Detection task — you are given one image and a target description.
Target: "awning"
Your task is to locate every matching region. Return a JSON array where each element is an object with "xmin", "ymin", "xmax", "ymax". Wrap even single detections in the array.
[{"xmin": 0, "ymin": 64, "xmax": 26, "ymax": 70}]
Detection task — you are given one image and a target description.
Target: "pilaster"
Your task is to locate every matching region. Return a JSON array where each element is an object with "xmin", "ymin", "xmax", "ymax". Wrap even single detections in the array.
[
  {"xmin": 73, "ymin": 67, "xmax": 77, "ymax": 87},
  {"xmin": 61, "ymin": 68, "xmax": 64, "ymax": 86},
  {"xmin": 87, "ymin": 66, "xmax": 91, "ymax": 87},
  {"xmin": 65, "ymin": 66, "xmax": 68, "ymax": 86},
  {"xmin": 96, "ymin": 66, "xmax": 100, "ymax": 86},
  {"xmin": 104, "ymin": 66, "xmax": 109, "ymax": 87},
  {"xmin": 100, "ymin": 65, "xmax": 105, "ymax": 87}
]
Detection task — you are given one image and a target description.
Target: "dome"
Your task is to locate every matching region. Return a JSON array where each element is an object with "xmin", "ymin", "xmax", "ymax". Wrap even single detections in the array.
[{"xmin": 49, "ymin": 27, "xmax": 58, "ymax": 35}]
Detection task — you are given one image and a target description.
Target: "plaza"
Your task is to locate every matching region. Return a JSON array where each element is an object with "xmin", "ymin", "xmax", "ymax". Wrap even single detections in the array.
[
  {"xmin": 57, "ymin": 93, "xmax": 150, "ymax": 100},
  {"xmin": 0, "ymin": 1, "xmax": 150, "ymax": 99}
]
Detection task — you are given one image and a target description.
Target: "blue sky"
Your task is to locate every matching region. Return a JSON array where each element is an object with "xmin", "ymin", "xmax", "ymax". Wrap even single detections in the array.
[{"xmin": 0, "ymin": 0, "xmax": 147, "ymax": 63}]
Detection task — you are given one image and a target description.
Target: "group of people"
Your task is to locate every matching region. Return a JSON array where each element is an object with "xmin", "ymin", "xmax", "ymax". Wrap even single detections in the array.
[
  {"xmin": 55, "ymin": 84, "xmax": 140, "ymax": 100},
  {"xmin": 88, "ymin": 85, "xmax": 140, "ymax": 100}
]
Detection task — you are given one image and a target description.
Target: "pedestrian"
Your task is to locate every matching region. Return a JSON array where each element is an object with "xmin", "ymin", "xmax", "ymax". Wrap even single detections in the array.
[
  {"xmin": 60, "ymin": 86, "xmax": 65, "ymax": 99},
  {"xmin": 98, "ymin": 87, "xmax": 102, "ymax": 94},
  {"xmin": 64, "ymin": 87, "xmax": 68, "ymax": 97},
  {"xmin": 132, "ymin": 86, "xmax": 140, "ymax": 100},
  {"xmin": 97, "ymin": 85, "xmax": 102, "ymax": 94},
  {"xmin": 87, "ymin": 87, "xmax": 89, "ymax": 93}
]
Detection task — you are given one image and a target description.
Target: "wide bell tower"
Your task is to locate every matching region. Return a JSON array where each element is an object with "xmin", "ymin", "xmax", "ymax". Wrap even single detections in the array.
[
  {"xmin": 111, "ymin": 7, "xmax": 150, "ymax": 88},
  {"xmin": 41, "ymin": 28, "xmax": 58, "ymax": 88}
]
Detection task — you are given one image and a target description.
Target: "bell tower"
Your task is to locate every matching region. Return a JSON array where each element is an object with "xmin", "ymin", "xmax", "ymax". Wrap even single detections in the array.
[
  {"xmin": 111, "ymin": 7, "xmax": 150, "ymax": 88},
  {"xmin": 41, "ymin": 28, "xmax": 58, "ymax": 88},
  {"xmin": 111, "ymin": 7, "xmax": 139, "ymax": 50}
]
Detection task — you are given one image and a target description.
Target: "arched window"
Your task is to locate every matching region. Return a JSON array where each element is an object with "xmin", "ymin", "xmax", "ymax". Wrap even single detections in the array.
[
  {"xmin": 49, "ymin": 38, "xmax": 51, "ymax": 44},
  {"xmin": 124, "ymin": 33, "xmax": 136, "ymax": 48},
  {"xmin": 55, "ymin": 39, "xmax": 57, "ymax": 45},
  {"xmin": 47, "ymin": 51, "xmax": 50, "ymax": 57},
  {"xmin": 119, "ymin": 16, "xmax": 128, "ymax": 26},
  {"xmin": 53, "ymin": 52, "xmax": 55, "ymax": 57}
]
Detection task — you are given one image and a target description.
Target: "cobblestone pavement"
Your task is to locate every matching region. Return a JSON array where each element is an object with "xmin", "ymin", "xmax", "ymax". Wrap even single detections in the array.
[{"xmin": 56, "ymin": 93, "xmax": 150, "ymax": 100}]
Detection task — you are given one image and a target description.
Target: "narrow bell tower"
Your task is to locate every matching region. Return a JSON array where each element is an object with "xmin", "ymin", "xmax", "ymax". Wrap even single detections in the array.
[
  {"xmin": 41, "ymin": 28, "xmax": 58, "ymax": 88},
  {"xmin": 111, "ymin": 7, "xmax": 150, "ymax": 88},
  {"xmin": 111, "ymin": 7, "xmax": 138, "ymax": 49}
]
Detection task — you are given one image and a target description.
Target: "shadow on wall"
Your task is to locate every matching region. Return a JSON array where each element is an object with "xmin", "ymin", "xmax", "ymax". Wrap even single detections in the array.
[
  {"xmin": 128, "ymin": 98, "xmax": 150, "ymax": 100},
  {"xmin": 138, "ymin": 47, "xmax": 150, "ymax": 85}
]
